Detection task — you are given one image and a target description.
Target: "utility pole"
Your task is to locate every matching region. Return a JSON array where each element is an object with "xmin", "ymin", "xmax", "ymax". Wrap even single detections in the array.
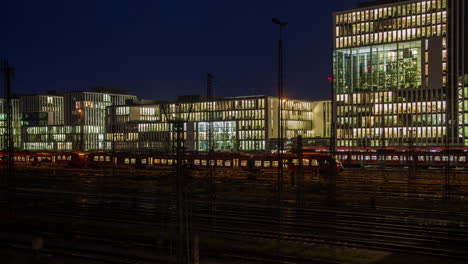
[
  {"xmin": 77, "ymin": 107, "xmax": 85, "ymax": 152},
  {"xmin": 272, "ymin": 17, "xmax": 287, "ymax": 251},
  {"xmin": 110, "ymin": 106, "xmax": 119, "ymax": 166},
  {"xmin": 162, "ymin": 103, "xmax": 193, "ymax": 264},
  {"xmin": 379, "ymin": 96, "xmax": 386, "ymax": 164},
  {"xmin": 207, "ymin": 73, "xmax": 214, "ymax": 164},
  {"xmin": 444, "ymin": 119, "xmax": 451, "ymax": 199},
  {"xmin": 110, "ymin": 107, "xmax": 115, "ymax": 154},
  {"xmin": 404, "ymin": 129, "xmax": 417, "ymax": 199},
  {"xmin": 1, "ymin": 60, "xmax": 15, "ymax": 212},
  {"xmin": 407, "ymin": 130, "xmax": 417, "ymax": 177},
  {"xmin": 206, "ymin": 73, "xmax": 217, "ymax": 236},
  {"xmin": 328, "ymin": 66, "xmax": 337, "ymax": 205},
  {"xmin": 296, "ymin": 135, "xmax": 304, "ymax": 206}
]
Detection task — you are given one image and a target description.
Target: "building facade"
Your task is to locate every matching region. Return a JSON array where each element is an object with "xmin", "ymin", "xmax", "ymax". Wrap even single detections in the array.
[
  {"xmin": 311, "ymin": 100, "xmax": 333, "ymax": 138},
  {"xmin": 64, "ymin": 88, "xmax": 137, "ymax": 127},
  {"xmin": 333, "ymin": 0, "xmax": 468, "ymax": 148},
  {"xmin": 22, "ymin": 88, "xmax": 137, "ymax": 151},
  {"xmin": 0, "ymin": 98, "xmax": 21, "ymax": 150},
  {"xmin": 20, "ymin": 94, "xmax": 64, "ymax": 126},
  {"xmin": 17, "ymin": 91, "xmax": 330, "ymax": 153},
  {"xmin": 107, "ymin": 96, "xmax": 326, "ymax": 153}
]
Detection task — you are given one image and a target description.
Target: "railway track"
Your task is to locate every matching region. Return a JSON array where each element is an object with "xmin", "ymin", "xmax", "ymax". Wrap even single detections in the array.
[
  {"xmin": 14, "ymin": 178, "xmax": 468, "ymax": 204},
  {"xmin": 4, "ymin": 168, "xmax": 468, "ymax": 262},
  {"xmin": 12, "ymin": 186, "xmax": 468, "ymax": 222},
  {"xmin": 0, "ymin": 231, "xmax": 171, "ymax": 264},
  {"xmin": 12, "ymin": 165, "xmax": 468, "ymax": 202},
  {"xmin": 3, "ymin": 188, "xmax": 468, "ymax": 261},
  {"xmin": 221, "ymin": 253, "xmax": 348, "ymax": 264}
]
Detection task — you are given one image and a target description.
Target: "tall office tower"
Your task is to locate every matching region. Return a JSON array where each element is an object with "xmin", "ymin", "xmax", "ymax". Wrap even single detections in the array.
[{"xmin": 333, "ymin": 0, "xmax": 467, "ymax": 148}]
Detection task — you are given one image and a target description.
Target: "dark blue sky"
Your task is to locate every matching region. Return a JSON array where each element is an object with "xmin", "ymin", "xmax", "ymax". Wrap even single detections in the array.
[{"xmin": 4, "ymin": 0, "xmax": 363, "ymax": 101}]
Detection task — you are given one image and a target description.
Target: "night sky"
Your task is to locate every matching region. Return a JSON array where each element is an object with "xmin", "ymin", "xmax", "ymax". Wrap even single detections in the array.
[{"xmin": 4, "ymin": 0, "xmax": 364, "ymax": 101}]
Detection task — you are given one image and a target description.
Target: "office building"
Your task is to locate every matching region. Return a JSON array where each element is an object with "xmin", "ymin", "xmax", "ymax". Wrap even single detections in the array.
[
  {"xmin": 20, "ymin": 93, "xmax": 64, "ymax": 126},
  {"xmin": 18, "ymin": 90, "xmax": 330, "ymax": 153},
  {"xmin": 0, "ymin": 98, "xmax": 21, "ymax": 150},
  {"xmin": 64, "ymin": 87, "xmax": 137, "ymax": 127},
  {"xmin": 22, "ymin": 88, "xmax": 137, "ymax": 151},
  {"xmin": 333, "ymin": 0, "xmax": 467, "ymax": 148},
  {"xmin": 311, "ymin": 100, "xmax": 333, "ymax": 138},
  {"xmin": 22, "ymin": 125, "xmax": 77, "ymax": 151},
  {"xmin": 106, "ymin": 95, "xmax": 326, "ymax": 153}
]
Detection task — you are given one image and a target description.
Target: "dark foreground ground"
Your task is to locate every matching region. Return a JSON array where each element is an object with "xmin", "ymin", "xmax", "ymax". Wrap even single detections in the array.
[{"xmin": 1, "ymin": 165, "xmax": 467, "ymax": 264}]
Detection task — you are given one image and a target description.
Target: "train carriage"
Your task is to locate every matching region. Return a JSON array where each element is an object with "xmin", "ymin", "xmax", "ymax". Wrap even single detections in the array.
[
  {"xmin": 336, "ymin": 149, "xmax": 468, "ymax": 168},
  {"xmin": 52, "ymin": 152, "xmax": 87, "ymax": 167},
  {"xmin": 190, "ymin": 153, "xmax": 238, "ymax": 169},
  {"xmin": 2, "ymin": 151, "xmax": 343, "ymax": 174},
  {"xmin": 88, "ymin": 153, "xmax": 115, "ymax": 167}
]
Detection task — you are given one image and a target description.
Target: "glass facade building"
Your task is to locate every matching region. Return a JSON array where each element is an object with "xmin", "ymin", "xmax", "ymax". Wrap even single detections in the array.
[
  {"xmin": 22, "ymin": 125, "xmax": 104, "ymax": 151},
  {"xmin": 20, "ymin": 94, "xmax": 64, "ymax": 126},
  {"xmin": 107, "ymin": 96, "xmax": 329, "ymax": 153},
  {"xmin": 0, "ymin": 98, "xmax": 21, "ymax": 150},
  {"xmin": 333, "ymin": 0, "xmax": 468, "ymax": 148},
  {"xmin": 22, "ymin": 88, "xmax": 137, "ymax": 151},
  {"xmin": 17, "ymin": 92, "xmax": 330, "ymax": 153}
]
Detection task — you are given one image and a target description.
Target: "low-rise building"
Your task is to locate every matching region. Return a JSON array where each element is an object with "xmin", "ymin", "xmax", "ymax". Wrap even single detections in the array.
[
  {"xmin": 19, "ymin": 91, "xmax": 331, "ymax": 153},
  {"xmin": 106, "ymin": 95, "xmax": 330, "ymax": 153},
  {"xmin": 21, "ymin": 125, "xmax": 104, "ymax": 151}
]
